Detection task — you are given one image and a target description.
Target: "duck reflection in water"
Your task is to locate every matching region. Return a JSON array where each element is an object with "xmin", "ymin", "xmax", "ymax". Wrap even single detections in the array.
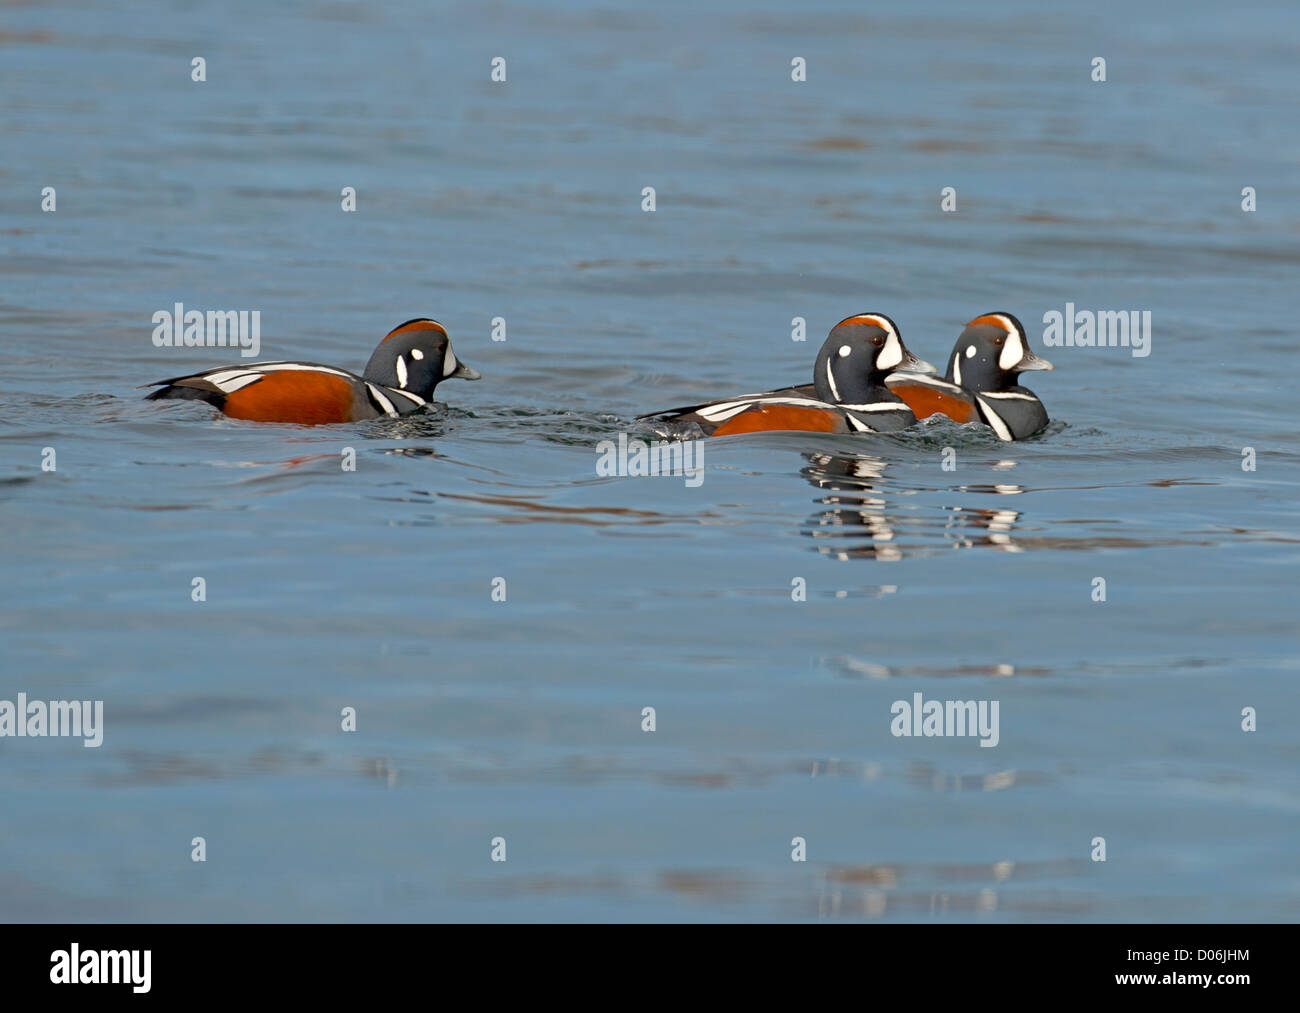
[{"xmin": 800, "ymin": 452, "xmax": 1028, "ymax": 559}]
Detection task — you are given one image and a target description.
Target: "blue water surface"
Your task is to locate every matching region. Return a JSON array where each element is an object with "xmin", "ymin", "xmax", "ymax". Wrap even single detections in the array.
[{"xmin": 1, "ymin": 0, "xmax": 1297, "ymax": 921}]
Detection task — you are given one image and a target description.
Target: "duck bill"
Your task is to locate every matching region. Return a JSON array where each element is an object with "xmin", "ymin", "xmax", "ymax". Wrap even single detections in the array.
[
  {"xmin": 450, "ymin": 361, "xmax": 482, "ymax": 380},
  {"xmin": 1016, "ymin": 349, "xmax": 1053, "ymax": 372},
  {"xmin": 896, "ymin": 349, "xmax": 937, "ymax": 374}
]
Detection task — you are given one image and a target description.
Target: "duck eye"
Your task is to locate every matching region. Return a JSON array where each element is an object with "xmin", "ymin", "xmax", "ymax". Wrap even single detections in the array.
[
  {"xmin": 872, "ymin": 336, "xmax": 883, "ymax": 347},
  {"xmin": 992, "ymin": 336, "xmax": 1004, "ymax": 346}
]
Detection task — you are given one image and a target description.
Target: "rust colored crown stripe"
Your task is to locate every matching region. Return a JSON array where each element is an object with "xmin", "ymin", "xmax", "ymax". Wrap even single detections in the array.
[{"xmin": 384, "ymin": 319, "xmax": 448, "ymax": 341}]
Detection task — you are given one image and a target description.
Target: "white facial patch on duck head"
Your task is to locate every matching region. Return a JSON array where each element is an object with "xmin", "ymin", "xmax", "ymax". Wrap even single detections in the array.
[
  {"xmin": 411, "ymin": 348, "xmax": 424, "ymax": 360},
  {"xmin": 876, "ymin": 330, "xmax": 903, "ymax": 371},
  {"xmin": 998, "ymin": 324, "xmax": 1025, "ymax": 371},
  {"xmin": 442, "ymin": 344, "xmax": 458, "ymax": 377}
]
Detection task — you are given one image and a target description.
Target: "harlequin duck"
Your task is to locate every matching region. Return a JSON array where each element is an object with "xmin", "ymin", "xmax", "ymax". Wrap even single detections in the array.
[
  {"xmin": 143, "ymin": 318, "xmax": 480, "ymax": 424},
  {"xmin": 886, "ymin": 312, "xmax": 1052, "ymax": 441},
  {"xmin": 639, "ymin": 313, "xmax": 933, "ymax": 438}
]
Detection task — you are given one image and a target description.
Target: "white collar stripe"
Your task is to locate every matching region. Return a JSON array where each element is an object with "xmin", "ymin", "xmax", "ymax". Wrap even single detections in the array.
[
  {"xmin": 887, "ymin": 374, "xmax": 961, "ymax": 391},
  {"xmin": 384, "ymin": 387, "xmax": 426, "ymax": 406},
  {"xmin": 976, "ymin": 396, "xmax": 1014, "ymax": 441},
  {"xmin": 366, "ymin": 384, "xmax": 398, "ymax": 416}
]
